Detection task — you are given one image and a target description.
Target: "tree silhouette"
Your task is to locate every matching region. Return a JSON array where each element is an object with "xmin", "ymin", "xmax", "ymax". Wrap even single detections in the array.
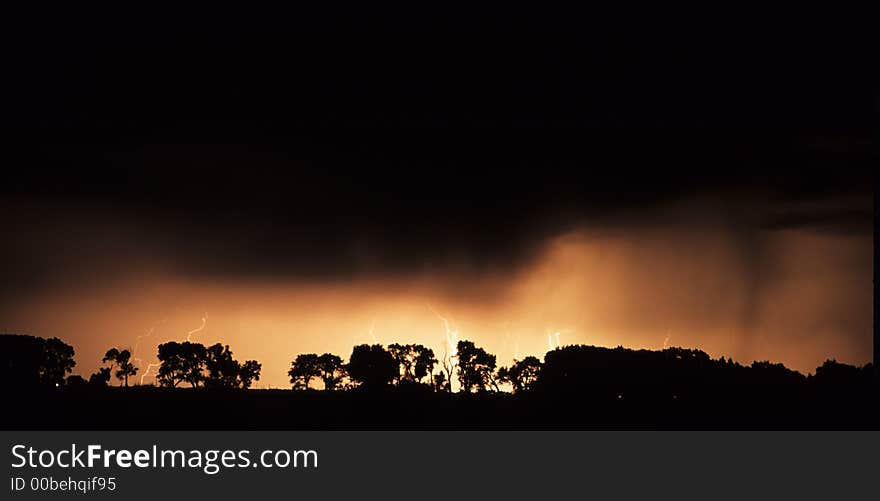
[
  {"xmin": 288, "ymin": 354, "xmax": 321, "ymax": 389},
  {"xmin": 432, "ymin": 371, "xmax": 448, "ymax": 392},
  {"xmin": 12, "ymin": 329, "xmax": 880, "ymax": 430},
  {"xmin": 101, "ymin": 347, "xmax": 119, "ymax": 384},
  {"xmin": 1, "ymin": 334, "xmax": 76, "ymax": 388},
  {"xmin": 205, "ymin": 344, "xmax": 240, "ymax": 388},
  {"xmin": 238, "ymin": 360, "xmax": 262, "ymax": 389},
  {"xmin": 347, "ymin": 344, "xmax": 397, "ymax": 389},
  {"xmin": 387, "ymin": 343, "xmax": 437, "ymax": 385},
  {"xmin": 413, "ymin": 345, "xmax": 437, "ymax": 385},
  {"xmin": 812, "ymin": 359, "xmax": 867, "ymax": 385},
  {"xmin": 89, "ymin": 367, "xmax": 111, "ymax": 386},
  {"xmin": 498, "ymin": 356, "xmax": 542, "ymax": 393},
  {"xmin": 39, "ymin": 337, "xmax": 76, "ymax": 387},
  {"xmin": 748, "ymin": 360, "xmax": 805, "ymax": 385},
  {"xmin": 204, "ymin": 343, "xmax": 262, "ymax": 389},
  {"xmin": 439, "ymin": 350, "xmax": 456, "ymax": 393},
  {"xmin": 317, "ymin": 353, "xmax": 346, "ymax": 390},
  {"xmin": 103, "ymin": 348, "xmax": 138, "ymax": 387},
  {"xmin": 156, "ymin": 341, "xmax": 207, "ymax": 388},
  {"xmin": 455, "ymin": 340, "xmax": 497, "ymax": 393},
  {"xmin": 102, "ymin": 348, "xmax": 119, "ymax": 367},
  {"xmin": 387, "ymin": 343, "xmax": 412, "ymax": 384},
  {"xmin": 496, "ymin": 367, "xmax": 510, "ymax": 389}
]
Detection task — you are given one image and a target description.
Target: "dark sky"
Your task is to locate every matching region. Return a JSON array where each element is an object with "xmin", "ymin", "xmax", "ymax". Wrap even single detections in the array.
[{"xmin": 3, "ymin": 5, "xmax": 875, "ymax": 284}]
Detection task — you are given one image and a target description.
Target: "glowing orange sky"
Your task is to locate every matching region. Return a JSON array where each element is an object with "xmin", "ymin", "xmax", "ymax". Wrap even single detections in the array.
[{"xmin": 0, "ymin": 222, "xmax": 870, "ymax": 389}]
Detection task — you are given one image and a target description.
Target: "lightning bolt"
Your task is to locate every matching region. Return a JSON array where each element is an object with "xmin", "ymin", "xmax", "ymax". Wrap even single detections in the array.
[
  {"xmin": 368, "ymin": 318, "xmax": 378, "ymax": 344},
  {"xmin": 126, "ymin": 315, "xmax": 204, "ymax": 386},
  {"xmin": 132, "ymin": 327, "xmax": 154, "ymax": 358},
  {"xmin": 129, "ymin": 314, "xmax": 205, "ymax": 385},
  {"xmin": 428, "ymin": 305, "xmax": 459, "ymax": 356},
  {"xmin": 131, "ymin": 321, "xmax": 167, "ymax": 385},
  {"xmin": 546, "ymin": 328, "xmax": 569, "ymax": 351},
  {"xmin": 186, "ymin": 312, "xmax": 208, "ymax": 342},
  {"xmin": 428, "ymin": 304, "xmax": 460, "ymax": 392},
  {"xmin": 139, "ymin": 362, "xmax": 161, "ymax": 385},
  {"xmin": 548, "ymin": 331, "xmax": 562, "ymax": 350}
]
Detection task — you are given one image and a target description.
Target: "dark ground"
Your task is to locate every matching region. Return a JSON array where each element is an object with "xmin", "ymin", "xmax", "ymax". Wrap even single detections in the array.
[{"xmin": 5, "ymin": 384, "xmax": 879, "ymax": 430}]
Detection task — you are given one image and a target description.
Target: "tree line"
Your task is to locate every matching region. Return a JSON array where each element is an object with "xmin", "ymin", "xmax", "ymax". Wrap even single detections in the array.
[
  {"xmin": 286, "ymin": 341, "xmax": 877, "ymax": 392},
  {"xmin": 1, "ymin": 333, "xmax": 876, "ymax": 393},
  {"xmin": 0, "ymin": 334, "xmax": 261, "ymax": 390},
  {"xmin": 91, "ymin": 342, "xmax": 262, "ymax": 389},
  {"xmin": 287, "ymin": 341, "xmax": 543, "ymax": 393}
]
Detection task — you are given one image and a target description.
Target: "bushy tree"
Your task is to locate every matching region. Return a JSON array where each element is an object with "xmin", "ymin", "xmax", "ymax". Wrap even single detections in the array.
[
  {"xmin": 387, "ymin": 343, "xmax": 437, "ymax": 385},
  {"xmin": 812, "ymin": 359, "xmax": 864, "ymax": 385},
  {"xmin": 238, "ymin": 360, "xmax": 262, "ymax": 389},
  {"xmin": 317, "ymin": 353, "xmax": 346, "ymax": 390},
  {"xmin": 288, "ymin": 354, "xmax": 321, "ymax": 389},
  {"xmin": 387, "ymin": 343, "xmax": 412, "ymax": 384},
  {"xmin": 103, "ymin": 347, "xmax": 138, "ymax": 387},
  {"xmin": 413, "ymin": 345, "xmax": 437, "ymax": 384},
  {"xmin": 203, "ymin": 343, "xmax": 262, "ymax": 389},
  {"xmin": 0, "ymin": 334, "xmax": 77, "ymax": 388},
  {"xmin": 205, "ymin": 344, "xmax": 240, "ymax": 388},
  {"xmin": 456, "ymin": 340, "xmax": 497, "ymax": 393},
  {"xmin": 748, "ymin": 360, "xmax": 806, "ymax": 385},
  {"xmin": 497, "ymin": 356, "xmax": 542, "ymax": 393},
  {"xmin": 156, "ymin": 341, "xmax": 207, "ymax": 388},
  {"xmin": 347, "ymin": 344, "xmax": 397, "ymax": 389},
  {"xmin": 40, "ymin": 337, "xmax": 77, "ymax": 387},
  {"xmin": 89, "ymin": 367, "xmax": 111, "ymax": 386}
]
